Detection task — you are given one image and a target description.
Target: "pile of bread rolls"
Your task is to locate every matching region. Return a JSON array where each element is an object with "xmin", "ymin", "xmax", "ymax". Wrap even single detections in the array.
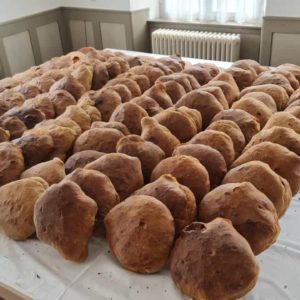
[{"xmin": 0, "ymin": 46, "xmax": 300, "ymax": 299}]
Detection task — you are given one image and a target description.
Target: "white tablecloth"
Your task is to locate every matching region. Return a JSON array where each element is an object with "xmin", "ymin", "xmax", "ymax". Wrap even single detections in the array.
[{"xmin": 1, "ymin": 194, "xmax": 299, "ymax": 300}]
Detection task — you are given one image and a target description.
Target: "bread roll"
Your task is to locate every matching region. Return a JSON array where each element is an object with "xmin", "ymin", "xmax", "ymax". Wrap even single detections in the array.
[
  {"xmin": 199, "ymin": 182, "xmax": 280, "ymax": 255},
  {"xmin": 104, "ymin": 195, "xmax": 175, "ymax": 273},
  {"xmin": 141, "ymin": 117, "xmax": 180, "ymax": 157},
  {"xmin": 223, "ymin": 161, "xmax": 292, "ymax": 218},
  {"xmin": 199, "ymin": 86, "xmax": 229, "ymax": 109},
  {"xmin": 0, "ymin": 115, "xmax": 27, "ymax": 139},
  {"xmin": 144, "ymin": 83, "xmax": 173, "ymax": 109},
  {"xmin": 264, "ymin": 112, "xmax": 300, "ymax": 135},
  {"xmin": 177, "ymin": 106, "xmax": 202, "ymax": 132},
  {"xmin": 226, "ymin": 66, "xmax": 257, "ymax": 90},
  {"xmin": 34, "ymin": 180, "xmax": 97, "ymax": 261},
  {"xmin": 231, "ymin": 142, "xmax": 300, "ymax": 195},
  {"xmin": 182, "ymin": 66, "xmax": 213, "ymax": 85},
  {"xmin": 207, "ymin": 120, "xmax": 245, "ymax": 157},
  {"xmin": 232, "ymin": 59, "xmax": 268, "ymax": 74},
  {"xmin": 170, "ymin": 218, "xmax": 259, "ymax": 300},
  {"xmin": 110, "ymin": 84, "xmax": 132, "ymax": 102},
  {"xmin": 240, "ymin": 92, "xmax": 277, "ymax": 113},
  {"xmin": 151, "ymin": 155, "xmax": 210, "ymax": 202},
  {"xmin": 0, "ymin": 128, "xmax": 10, "ymax": 142},
  {"xmin": 130, "ymin": 95, "xmax": 163, "ymax": 116},
  {"xmin": 65, "ymin": 168, "xmax": 119, "ymax": 235},
  {"xmin": 0, "ymin": 177, "xmax": 48, "ymax": 240},
  {"xmin": 47, "ymin": 90, "xmax": 77, "ymax": 116},
  {"xmin": 109, "ymin": 102, "xmax": 148, "ymax": 135},
  {"xmin": 116, "ymin": 135, "xmax": 165, "ymax": 182},
  {"xmin": 211, "ymin": 109, "xmax": 260, "ymax": 143},
  {"xmin": 106, "ymin": 78, "xmax": 141, "ymax": 97},
  {"xmin": 91, "ymin": 121, "xmax": 130, "ymax": 135},
  {"xmin": 189, "ymin": 130, "xmax": 235, "ymax": 166},
  {"xmin": 85, "ymin": 153, "xmax": 144, "ymax": 200},
  {"xmin": 285, "ymin": 106, "xmax": 300, "ymax": 119},
  {"xmin": 163, "ymin": 80, "xmax": 186, "ymax": 103},
  {"xmin": 73, "ymin": 128, "xmax": 124, "ymax": 153},
  {"xmin": 23, "ymin": 95, "xmax": 55, "ymax": 119}
]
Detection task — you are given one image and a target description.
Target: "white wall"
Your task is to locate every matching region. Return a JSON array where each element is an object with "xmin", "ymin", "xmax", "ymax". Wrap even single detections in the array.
[
  {"xmin": 129, "ymin": 0, "xmax": 159, "ymax": 18},
  {"xmin": 62, "ymin": 0, "xmax": 130, "ymax": 11},
  {"xmin": 0, "ymin": 0, "xmax": 61, "ymax": 23},
  {"xmin": 265, "ymin": 0, "xmax": 300, "ymax": 17}
]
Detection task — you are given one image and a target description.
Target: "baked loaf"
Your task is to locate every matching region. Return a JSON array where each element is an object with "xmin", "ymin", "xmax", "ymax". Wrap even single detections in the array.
[
  {"xmin": 170, "ymin": 218, "xmax": 259, "ymax": 300},
  {"xmin": 223, "ymin": 161, "xmax": 292, "ymax": 218},
  {"xmin": 104, "ymin": 195, "xmax": 175, "ymax": 273},
  {"xmin": 285, "ymin": 106, "xmax": 300, "ymax": 119},
  {"xmin": 153, "ymin": 107, "xmax": 197, "ymax": 142},
  {"xmin": 0, "ymin": 115, "xmax": 27, "ymax": 139},
  {"xmin": 141, "ymin": 117, "xmax": 180, "ymax": 157},
  {"xmin": 144, "ymin": 82, "xmax": 173, "ymax": 109},
  {"xmin": 211, "ymin": 109, "xmax": 260, "ymax": 142},
  {"xmin": 199, "ymin": 86, "xmax": 229, "ymax": 109},
  {"xmin": 116, "ymin": 135, "xmax": 165, "ymax": 182},
  {"xmin": 231, "ymin": 142, "xmax": 300, "ymax": 195},
  {"xmin": 91, "ymin": 121, "xmax": 130, "ymax": 135},
  {"xmin": 163, "ymin": 80, "xmax": 186, "ymax": 103},
  {"xmin": 264, "ymin": 112, "xmax": 300, "ymax": 135},
  {"xmin": 189, "ymin": 130, "xmax": 235, "ymax": 166},
  {"xmin": 207, "ymin": 120, "xmax": 245, "ymax": 157},
  {"xmin": 65, "ymin": 150, "xmax": 104, "ymax": 174},
  {"xmin": 225, "ymin": 66, "xmax": 257, "ymax": 90},
  {"xmin": 0, "ymin": 177, "xmax": 48, "ymax": 240},
  {"xmin": 34, "ymin": 180, "xmax": 97, "ymax": 261},
  {"xmin": 240, "ymin": 92, "xmax": 277, "ymax": 113},
  {"xmin": 21, "ymin": 158, "xmax": 65, "ymax": 185},
  {"xmin": 173, "ymin": 144, "xmax": 227, "ymax": 189},
  {"xmin": 0, "ymin": 142, "xmax": 24, "ymax": 186},
  {"xmin": 133, "ymin": 174, "xmax": 196, "ymax": 235},
  {"xmin": 73, "ymin": 128, "xmax": 124, "ymax": 153},
  {"xmin": 130, "ymin": 95, "xmax": 163, "ymax": 116},
  {"xmin": 199, "ymin": 182, "xmax": 280, "ymax": 255},
  {"xmin": 151, "ymin": 155, "xmax": 210, "ymax": 202},
  {"xmin": 85, "ymin": 153, "xmax": 144, "ymax": 200},
  {"xmin": 65, "ymin": 168, "xmax": 119, "ymax": 235}
]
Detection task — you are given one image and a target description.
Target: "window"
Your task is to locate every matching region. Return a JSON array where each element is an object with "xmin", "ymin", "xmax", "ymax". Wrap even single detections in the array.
[{"xmin": 160, "ymin": 0, "xmax": 266, "ymax": 25}]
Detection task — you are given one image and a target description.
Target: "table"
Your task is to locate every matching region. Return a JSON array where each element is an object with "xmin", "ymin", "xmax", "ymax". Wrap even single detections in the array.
[{"xmin": 0, "ymin": 50, "xmax": 299, "ymax": 300}]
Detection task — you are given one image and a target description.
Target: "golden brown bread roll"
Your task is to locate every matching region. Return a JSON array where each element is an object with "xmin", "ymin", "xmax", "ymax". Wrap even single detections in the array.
[
  {"xmin": 199, "ymin": 182, "xmax": 280, "ymax": 255},
  {"xmin": 118, "ymin": 73, "xmax": 150, "ymax": 93},
  {"xmin": 109, "ymin": 84, "xmax": 132, "ymax": 102},
  {"xmin": 14, "ymin": 132, "xmax": 54, "ymax": 167},
  {"xmin": 57, "ymin": 105, "xmax": 91, "ymax": 131},
  {"xmin": 30, "ymin": 74, "xmax": 56, "ymax": 93},
  {"xmin": 14, "ymin": 83, "xmax": 40, "ymax": 99},
  {"xmin": 65, "ymin": 150, "xmax": 104, "ymax": 174},
  {"xmin": 267, "ymin": 69, "xmax": 299, "ymax": 90},
  {"xmin": 0, "ymin": 142, "xmax": 24, "ymax": 186},
  {"xmin": 225, "ymin": 66, "xmax": 257, "ymax": 90},
  {"xmin": 244, "ymin": 126, "xmax": 300, "ymax": 156},
  {"xmin": 85, "ymin": 153, "xmax": 144, "ymax": 200},
  {"xmin": 116, "ymin": 134, "xmax": 165, "ymax": 182},
  {"xmin": 71, "ymin": 62, "xmax": 93, "ymax": 91},
  {"xmin": 23, "ymin": 94, "xmax": 56, "ymax": 119},
  {"xmin": 231, "ymin": 142, "xmax": 300, "ymax": 195},
  {"xmin": 0, "ymin": 115, "xmax": 27, "ymax": 139},
  {"xmin": 194, "ymin": 62, "xmax": 220, "ymax": 77},
  {"xmin": 133, "ymin": 175, "xmax": 196, "ymax": 235},
  {"xmin": 253, "ymin": 72, "xmax": 294, "ymax": 96},
  {"xmin": 207, "ymin": 120, "xmax": 245, "ymax": 157},
  {"xmin": 177, "ymin": 106, "xmax": 202, "ymax": 132},
  {"xmin": 49, "ymin": 75, "xmax": 86, "ymax": 100},
  {"xmin": 175, "ymin": 90, "xmax": 223, "ymax": 128},
  {"xmin": 0, "ymin": 127, "xmax": 10, "ymax": 142},
  {"xmin": 0, "ymin": 77, "xmax": 20, "ymax": 93},
  {"xmin": 34, "ymin": 180, "xmax": 97, "ymax": 261},
  {"xmin": 144, "ymin": 82, "xmax": 173, "ymax": 109},
  {"xmin": 0, "ymin": 177, "xmax": 48, "ymax": 240},
  {"xmin": 47, "ymin": 90, "xmax": 77, "ymax": 116},
  {"xmin": 73, "ymin": 128, "xmax": 124, "ymax": 153},
  {"xmin": 105, "ymin": 78, "xmax": 141, "ymax": 97},
  {"xmin": 151, "ymin": 155, "xmax": 210, "ymax": 202},
  {"xmin": 240, "ymin": 84, "xmax": 289, "ymax": 111},
  {"xmin": 182, "ymin": 66, "xmax": 213, "ymax": 85},
  {"xmin": 154, "ymin": 107, "xmax": 197, "ymax": 142},
  {"xmin": 163, "ymin": 80, "xmax": 186, "ymax": 104},
  {"xmin": 204, "ymin": 80, "xmax": 239, "ymax": 106},
  {"xmin": 288, "ymin": 88, "xmax": 300, "ymax": 105},
  {"xmin": 173, "ymin": 144, "xmax": 227, "ymax": 189},
  {"xmin": 170, "ymin": 218, "xmax": 259, "ymax": 300},
  {"xmin": 0, "ymin": 90, "xmax": 25, "ymax": 115},
  {"xmin": 104, "ymin": 195, "xmax": 175, "ymax": 273},
  {"xmin": 240, "ymin": 92, "xmax": 277, "ymax": 113},
  {"xmin": 156, "ymin": 74, "xmax": 192, "ymax": 93},
  {"xmin": 231, "ymin": 98, "xmax": 272, "ymax": 128},
  {"xmin": 130, "ymin": 64, "xmax": 165, "ymax": 85},
  {"xmin": 77, "ymin": 102, "xmax": 101, "ymax": 123},
  {"xmin": 21, "ymin": 157, "xmax": 65, "ymax": 185},
  {"xmin": 212, "ymin": 72, "xmax": 240, "ymax": 93},
  {"xmin": 211, "ymin": 109, "xmax": 260, "ymax": 143},
  {"xmin": 158, "ymin": 56, "xmax": 184, "ymax": 72},
  {"xmin": 232, "ymin": 59, "xmax": 268, "ymax": 74},
  {"xmin": 65, "ymin": 168, "xmax": 119, "ymax": 235},
  {"xmin": 264, "ymin": 112, "xmax": 300, "ymax": 135},
  {"xmin": 223, "ymin": 161, "xmax": 292, "ymax": 218},
  {"xmin": 285, "ymin": 106, "xmax": 300, "ymax": 119},
  {"xmin": 91, "ymin": 121, "xmax": 130, "ymax": 135},
  {"xmin": 130, "ymin": 95, "xmax": 163, "ymax": 116},
  {"xmin": 109, "ymin": 102, "xmax": 148, "ymax": 135},
  {"xmin": 91, "ymin": 60, "xmax": 109, "ymax": 90},
  {"xmin": 199, "ymin": 86, "xmax": 229, "ymax": 109},
  {"xmin": 278, "ymin": 63, "xmax": 300, "ymax": 83},
  {"xmin": 189, "ymin": 130, "xmax": 235, "ymax": 166},
  {"xmin": 141, "ymin": 117, "xmax": 180, "ymax": 157}
]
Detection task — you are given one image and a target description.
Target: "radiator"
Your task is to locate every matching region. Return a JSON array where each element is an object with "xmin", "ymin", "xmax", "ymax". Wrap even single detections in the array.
[{"xmin": 151, "ymin": 29, "xmax": 240, "ymax": 62}]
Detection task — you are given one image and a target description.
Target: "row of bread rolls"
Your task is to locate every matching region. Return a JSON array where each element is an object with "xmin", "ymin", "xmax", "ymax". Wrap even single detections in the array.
[{"xmin": 0, "ymin": 48, "xmax": 300, "ymax": 300}]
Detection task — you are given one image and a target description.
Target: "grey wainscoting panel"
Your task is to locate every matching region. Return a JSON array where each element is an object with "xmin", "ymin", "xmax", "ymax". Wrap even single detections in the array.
[
  {"xmin": 131, "ymin": 9, "xmax": 150, "ymax": 52},
  {"xmin": 86, "ymin": 21, "xmax": 96, "ymax": 48},
  {"xmin": 69, "ymin": 20, "xmax": 87, "ymax": 50},
  {"xmin": 3, "ymin": 31, "xmax": 36, "ymax": 75},
  {"xmin": 100, "ymin": 22, "xmax": 127, "ymax": 49},
  {"xmin": 148, "ymin": 20, "xmax": 262, "ymax": 61},
  {"xmin": 261, "ymin": 17, "xmax": 300, "ymax": 66},
  {"xmin": 36, "ymin": 22, "xmax": 63, "ymax": 61}
]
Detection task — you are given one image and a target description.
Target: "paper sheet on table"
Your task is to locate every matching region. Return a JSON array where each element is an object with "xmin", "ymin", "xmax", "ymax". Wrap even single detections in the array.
[{"xmin": 1, "ymin": 194, "xmax": 300, "ymax": 300}]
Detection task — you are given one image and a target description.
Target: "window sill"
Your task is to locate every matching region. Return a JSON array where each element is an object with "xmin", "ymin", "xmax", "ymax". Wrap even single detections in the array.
[{"xmin": 148, "ymin": 18, "xmax": 262, "ymax": 30}]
